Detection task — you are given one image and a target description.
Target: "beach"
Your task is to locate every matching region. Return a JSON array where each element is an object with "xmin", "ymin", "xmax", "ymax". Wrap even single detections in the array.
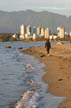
[{"xmin": 21, "ymin": 43, "xmax": 71, "ymax": 108}]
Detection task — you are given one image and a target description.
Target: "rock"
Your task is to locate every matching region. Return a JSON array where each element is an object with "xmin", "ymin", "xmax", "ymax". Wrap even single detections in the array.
[
  {"xmin": 18, "ymin": 47, "xmax": 23, "ymax": 49},
  {"xmin": 5, "ymin": 45, "xmax": 12, "ymax": 48},
  {"xmin": 56, "ymin": 41, "xmax": 63, "ymax": 45}
]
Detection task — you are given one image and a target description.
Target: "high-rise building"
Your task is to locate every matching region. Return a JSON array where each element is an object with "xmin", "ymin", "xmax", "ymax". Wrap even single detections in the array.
[
  {"xmin": 40, "ymin": 28, "xmax": 45, "ymax": 36},
  {"xmin": 44, "ymin": 28, "xmax": 49, "ymax": 39},
  {"xmin": 57, "ymin": 26, "xmax": 65, "ymax": 38},
  {"xmin": 26, "ymin": 25, "xmax": 31, "ymax": 35},
  {"xmin": 37, "ymin": 27, "xmax": 41, "ymax": 35},
  {"xmin": 19, "ymin": 24, "xmax": 25, "ymax": 39}
]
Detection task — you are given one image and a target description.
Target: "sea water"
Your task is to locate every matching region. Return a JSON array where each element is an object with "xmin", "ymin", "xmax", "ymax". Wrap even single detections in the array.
[{"xmin": 0, "ymin": 41, "xmax": 68, "ymax": 108}]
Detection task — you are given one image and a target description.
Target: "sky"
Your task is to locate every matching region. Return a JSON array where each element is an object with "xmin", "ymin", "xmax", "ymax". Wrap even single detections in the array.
[{"xmin": 0, "ymin": 0, "xmax": 71, "ymax": 16}]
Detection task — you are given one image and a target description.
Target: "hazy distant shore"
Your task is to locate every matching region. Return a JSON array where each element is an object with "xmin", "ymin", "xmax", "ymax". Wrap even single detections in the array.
[{"xmin": 21, "ymin": 43, "xmax": 71, "ymax": 108}]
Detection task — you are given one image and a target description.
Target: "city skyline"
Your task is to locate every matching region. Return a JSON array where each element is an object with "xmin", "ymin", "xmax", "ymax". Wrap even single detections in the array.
[{"xmin": 0, "ymin": 0, "xmax": 71, "ymax": 16}]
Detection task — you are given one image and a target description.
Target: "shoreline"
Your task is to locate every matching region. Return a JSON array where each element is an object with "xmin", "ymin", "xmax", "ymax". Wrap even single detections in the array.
[{"xmin": 21, "ymin": 44, "xmax": 71, "ymax": 108}]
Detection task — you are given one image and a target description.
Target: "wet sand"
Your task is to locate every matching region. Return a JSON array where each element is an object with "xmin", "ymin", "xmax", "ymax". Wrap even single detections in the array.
[{"xmin": 21, "ymin": 44, "xmax": 71, "ymax": 108}]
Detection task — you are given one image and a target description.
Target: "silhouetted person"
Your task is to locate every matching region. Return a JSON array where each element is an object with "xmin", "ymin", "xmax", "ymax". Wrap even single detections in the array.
[{"xmin": 45, "ymin": 38, "xmax": 51, "ymax": 56}]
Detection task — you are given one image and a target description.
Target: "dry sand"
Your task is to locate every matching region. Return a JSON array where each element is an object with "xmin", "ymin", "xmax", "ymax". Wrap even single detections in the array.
[{"xmin": 21, "ymin": 43, "xmax": 71, "ymax": 108}]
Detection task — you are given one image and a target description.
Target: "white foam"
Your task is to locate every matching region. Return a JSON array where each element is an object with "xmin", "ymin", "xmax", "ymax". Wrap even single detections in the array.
[
  {"xmin": 15, "ymin": 100, "xmax": 24, "ymax": 108},
  {"xmin": 25, "ymin": 64, "xmax": 34, "ymax": 72},
  {"xmin": 27, "ymin": 92, "xmax": 39, "ymax": 108},
  {"xmin": 22, "ymin": 91, "xmax": 34, "ymax": 101},
  {"xmin": 15, "ymin": 91, "xmax": 39, "ymax": 108},
  {"xmin": 27, "ymin": 80, "xmax": 38, "ymax": 88}
]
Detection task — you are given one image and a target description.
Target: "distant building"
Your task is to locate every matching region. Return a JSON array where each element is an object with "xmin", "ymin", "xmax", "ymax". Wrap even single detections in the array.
[
  {"xmin": 33, "ymin": 26, "xmax": 36, "ymax": 34},
  {"xmin": 12, "ymin": 34, "xmax": 17, "ymax": 38},
  {"xmin": 37, "ymin": 27, "xmax": 41, "ymax": 35},
  {"xmin": 70, "ymin": 32, "xmax": 71, "ymax": 37},
  {"xmin": 57, "ymin": 26, "xmax": 65, "ymax": 38},
  {"xmin": 44, "ymin": 28, "xmax": 49, "ymax": 39},
  {"xmin": 19, "ymin": 24, "xmax": 25, "ymax": 39},
  {"xmin": 32, "ymin": 33, "xmax": 36, "ymax": 40},
  {"xmin": 53, "ymin": 35, "xmax": 58, "ymax": 40},
  {"xmin": 40, "ymin": 28, "xmax": 45, "ymax": 36},
  {"xmin": 26, "ymin": 25, "xmax": 31, "ymax": 35},
  {"xmin": 65, "ymin": 32, "xmax": 69, "ymax": 37},
  {"xmin": 49, "ymin": 35, "xmax": 53, "ymax": 40},
  {"xmin": 25, "ymin": 33, "xmax": 29, "ymax": 39}
]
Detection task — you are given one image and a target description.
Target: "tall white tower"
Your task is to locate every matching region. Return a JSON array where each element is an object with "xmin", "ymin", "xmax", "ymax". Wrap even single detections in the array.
[
  {"xmin": 44, "ymin": 28, "xmax": 49, "ymax": 39},
  {"xmin": 20, "ymin": 24, "xmax": 25, "ymax": 35},
  {"xmin": 26, "ymin": 25, "xmax": 31, "ymax": 35},
  {"xmin": 57, "ymin": 26, "xmax": 65, "ymax": 38},
  {"xmin": 19, "ymin": 24, "xmax": 25, "ymax": 39},
  {"xmin": 40, "ymin": 28, "xmax": 45, "ymax": 36},
  {"xmin": 37, "ymin": 27, "xmax": 41, "ymax": 35}
]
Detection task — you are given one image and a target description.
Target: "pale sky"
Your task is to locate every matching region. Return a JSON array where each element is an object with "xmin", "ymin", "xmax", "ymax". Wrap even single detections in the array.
[{"xmin": 0, "ymin": 0, "xmax": 71, "ymax": 16}]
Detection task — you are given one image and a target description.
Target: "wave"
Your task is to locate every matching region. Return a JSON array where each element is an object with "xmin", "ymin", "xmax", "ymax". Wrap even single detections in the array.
[{"xmin": 15, "ymin": 91, "xmax": 39, "ymax": 108}]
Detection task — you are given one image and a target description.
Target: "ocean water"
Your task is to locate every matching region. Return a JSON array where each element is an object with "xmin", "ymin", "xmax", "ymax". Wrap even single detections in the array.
[{"xmin": 0, "ymin": 41, "xmax": 67, "ymax": 108}]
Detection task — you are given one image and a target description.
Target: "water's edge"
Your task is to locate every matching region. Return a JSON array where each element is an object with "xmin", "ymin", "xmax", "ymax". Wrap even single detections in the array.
[
  {"xmin": 0, "ymin": 41, "xmax": 68, "ymax": 108},
  {"xmin": 15, "ymin": 51, "xmax": 65, "ymax": 108}
]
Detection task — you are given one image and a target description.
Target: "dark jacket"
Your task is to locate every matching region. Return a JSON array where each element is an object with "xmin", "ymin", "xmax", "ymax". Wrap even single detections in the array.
[{"xmin": 45, "ymin": 41, "xmax": 51, "ymax": 49}]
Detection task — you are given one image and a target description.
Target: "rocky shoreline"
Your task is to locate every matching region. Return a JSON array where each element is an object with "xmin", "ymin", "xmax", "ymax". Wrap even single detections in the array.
[{"xmin": 21, "ymin": 44, "xmax": 71, "ymax": 108}]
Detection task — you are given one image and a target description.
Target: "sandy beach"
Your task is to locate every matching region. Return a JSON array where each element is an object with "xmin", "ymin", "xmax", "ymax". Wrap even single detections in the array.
[{"xmin": 21, "ymin": 43, "xmax": 71, "ymax": 108}]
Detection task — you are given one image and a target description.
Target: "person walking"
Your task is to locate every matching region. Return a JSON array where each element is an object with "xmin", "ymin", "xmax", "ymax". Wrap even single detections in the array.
[{"xmin": 45, "ymin": 38, "xmax": 51, "ymax": 56}]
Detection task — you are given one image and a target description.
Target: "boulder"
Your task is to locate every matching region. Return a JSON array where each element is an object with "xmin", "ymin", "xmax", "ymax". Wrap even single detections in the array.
[
  {"xmin": 56, "ymin": 41, "xmax": 63, "ymax": 45},
  {"xmin": 5, "ymin": 45, "xmax": 12, "ymax": 48}
]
